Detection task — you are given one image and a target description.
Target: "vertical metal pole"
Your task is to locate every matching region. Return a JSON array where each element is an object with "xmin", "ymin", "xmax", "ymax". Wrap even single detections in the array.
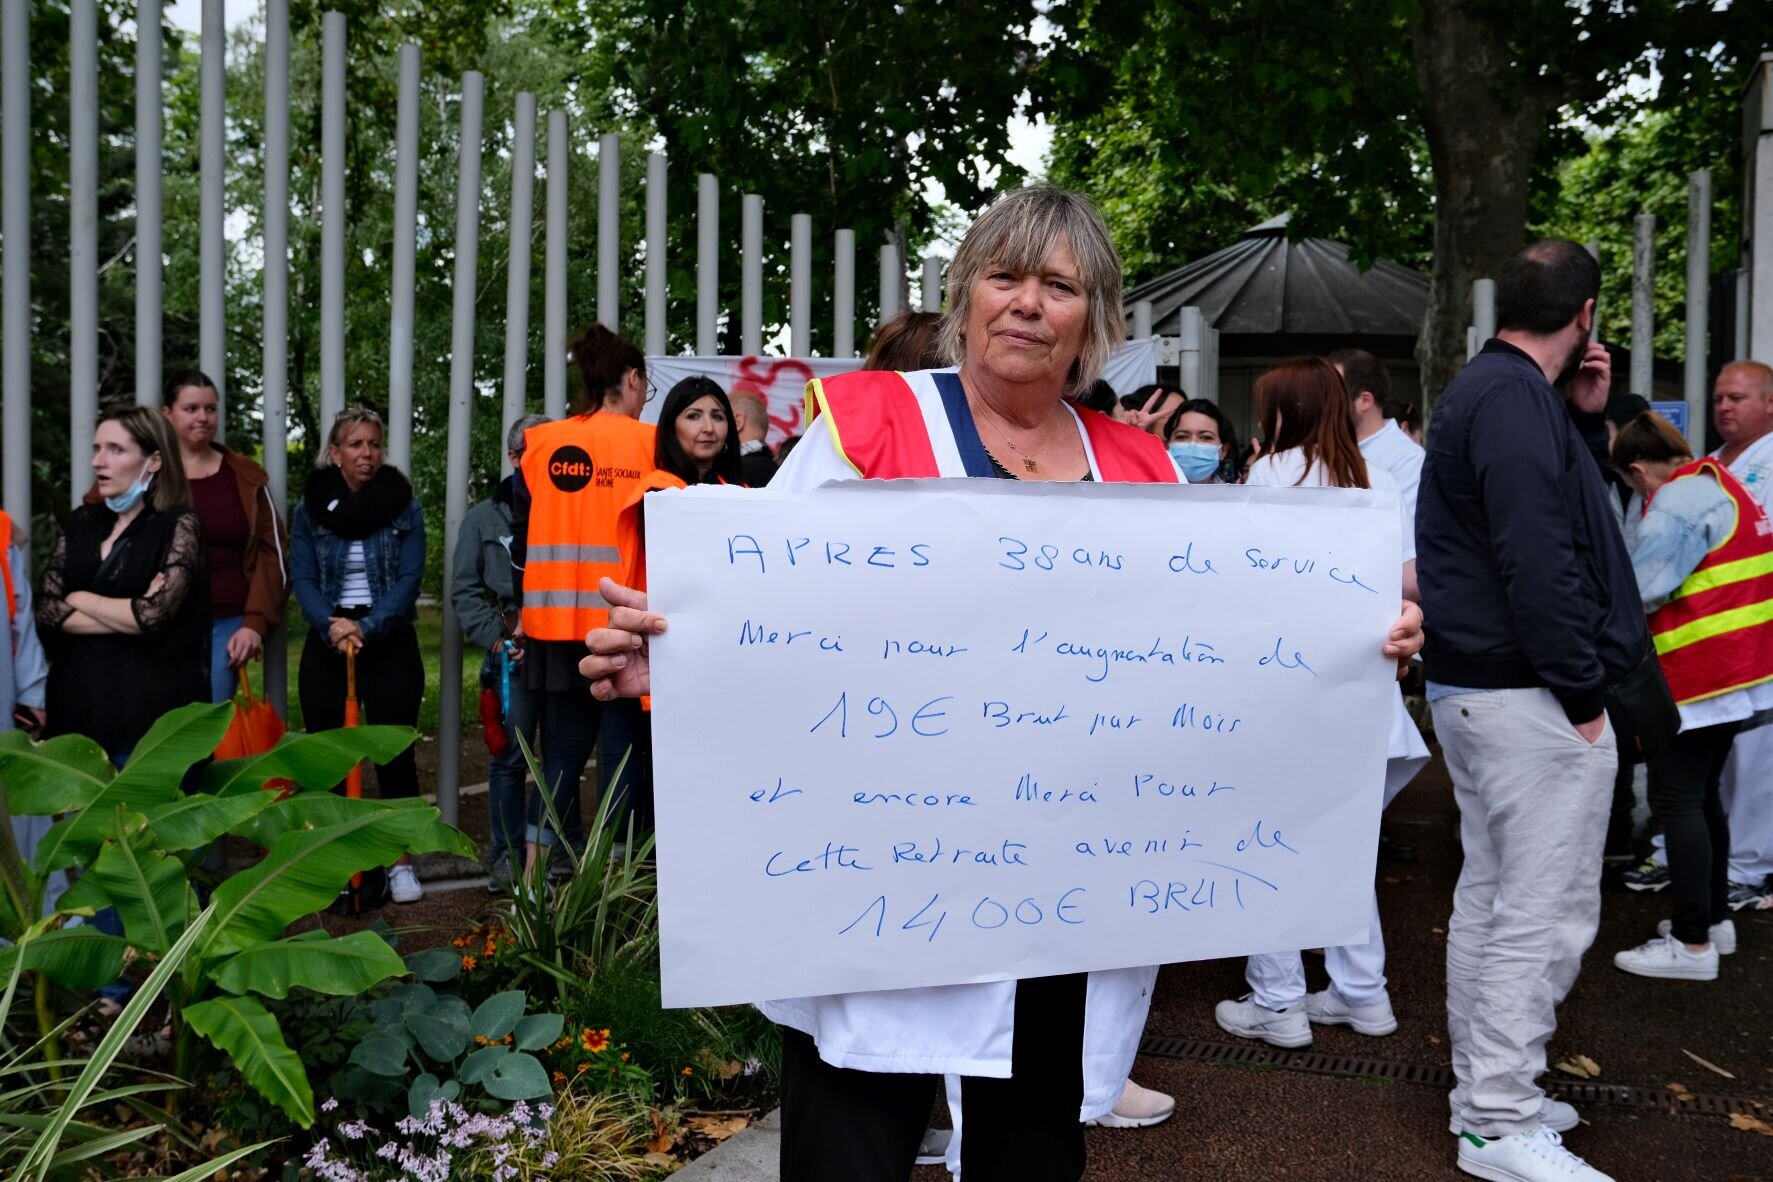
[
  {"xmin": 320, "ymin": 10, "xmax": 346, "ymax": 433},
  {"xmin": 544, "ymin": 110, "xmax": 567, "ymax": 420},
  {"xmin": 1632, "ymin": 213, "xmax": 1655, "ymax": 396},
  {"xmin": 789, "ymin": 213, "xmax": 811, "ymax": 357},
  {"xmin": 741, "ymin": 194, "xmax": 763, "ymax": 356},
  {"xmin": 135, "ymin": 0, "xmax": 161, "ymax": 407},
  {"xmin": 1466, "ymin": 326, "xmax": 1479, "ymax": 362},
  {"xmin": 1204, "ymin": 325, "xmax": 1221, "ymax": 403},
  {"xmin": 644, "ymin": 152, "xmax": 667, "ymax": 357},
  {"xmin": 1585, "ymin": 240, "xmax": 1602, "ymax": 338},
  {"xmin": 921, "ymin": 256, "xmax": 942, "ymax": 312},
  {"xmin": 1132, "ymin": 300, "xmax": 1153, "ymax": 339},
  {"xmin": 500, "ymin": 93, "xmax": 537, "ymax": 478},
  {"xmin": 1179, "ymin": 306, "xmax": 1204, "ymax": 399},
  {"xmin": 1684, "ymin": 171, "xmax": 1711, "ymax": 448},
  {"xmin": 1750, "ymin": 62, "xmax": 1773, "ymax": 362},
  {"xmin": 201, "ymin": 0, "xmax": 226, "ymax": 437},
  {"xmin": 834, "ymin": 228, "xmax": 855, "ymax": 357},
  {"xmin": 1471, "ymin": 278, "xmax": 1495, "ymax": 344},
  {"xmin": 0, "ymin": 0, "xmax": 26, "ymax": 537},
  {"xmin": 438, "ymin": 71, "xmax": 485, "ymax": 829},
  {"xmin": 262, "ymin": 0, "xmax": 291, "ymax": 717},
  {"xmin": 597, "ymin": 132, "xmax": 618, "ymax": 330},
  {"xmin": 387, "ymin": 42, "xmax": 419, "ymax": 473},
  {"xmin": 70, "ymin": 0, "xmax": 97, "ymax": 507},
  {"xmin": 878, "ymin": 243, "xmax": 901, "ymax": 323},
  {"xmin": 696, "ymin": 174, "xmax": 718, "ymax": 355},
  {"xmin": 1738, "ymin": 269, "xmax": 1752, "ymax": 360}
]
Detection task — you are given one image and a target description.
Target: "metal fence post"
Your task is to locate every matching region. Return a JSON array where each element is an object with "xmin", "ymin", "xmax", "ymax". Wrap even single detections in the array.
[{"xmin": 501, "ymin": 93, "xmax": 537, "ymax": 477}]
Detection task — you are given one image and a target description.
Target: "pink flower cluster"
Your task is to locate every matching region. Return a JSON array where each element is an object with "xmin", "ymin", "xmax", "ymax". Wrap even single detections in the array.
[{"xmin": 300, "ymin": 1097, "xmax": 556, "ymax": 1182}]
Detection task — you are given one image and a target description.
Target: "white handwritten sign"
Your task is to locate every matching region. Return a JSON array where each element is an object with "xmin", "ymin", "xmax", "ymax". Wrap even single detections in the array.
[{"xmin": 646, "ymin": 479, "xmax": 1401, "ymax": 1008}]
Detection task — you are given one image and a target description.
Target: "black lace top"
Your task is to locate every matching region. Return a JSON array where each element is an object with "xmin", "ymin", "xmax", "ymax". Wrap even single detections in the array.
[{"xmin": 36, "ymin": 505, "xmax": 210, "ymax": 757}]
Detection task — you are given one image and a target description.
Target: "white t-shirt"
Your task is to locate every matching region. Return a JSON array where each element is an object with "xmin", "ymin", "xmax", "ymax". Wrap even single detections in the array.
[
  {"xmin": 1244, "ymin": 448, "xmax": 1416, "ymax": 563},
  {"xmin": 1715, "ymin": 430, "xmax": 1773, "ymax": 511},
  {"xmin": 1358, "ymin": 420, "xmax": 1424, "ymax": 548}
]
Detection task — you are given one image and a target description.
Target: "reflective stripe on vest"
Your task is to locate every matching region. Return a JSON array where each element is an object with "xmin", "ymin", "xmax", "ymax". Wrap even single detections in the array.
[
  {"xmin": 518, "ymin": 414, "xmax": 655, "ymax": 640},
  {"xmin": 1647, "ymin": 458, "xmax": 1773, "ymax": 704}
]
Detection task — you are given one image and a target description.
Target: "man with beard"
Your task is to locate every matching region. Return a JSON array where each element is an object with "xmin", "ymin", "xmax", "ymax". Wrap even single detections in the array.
[{"xmin": 1417, "ymin": 238, "xmax": 1646, "ymax": 1182}]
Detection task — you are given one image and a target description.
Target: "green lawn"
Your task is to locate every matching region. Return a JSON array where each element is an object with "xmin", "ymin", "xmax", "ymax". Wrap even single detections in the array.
[{"xmin": 282, "ymin": 602, "xmax": 483, "ymax": 734}]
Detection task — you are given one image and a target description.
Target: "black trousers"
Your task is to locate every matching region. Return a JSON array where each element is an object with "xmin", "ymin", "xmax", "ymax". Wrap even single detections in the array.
[
  {"xmin": 1647, "ymin": 719, "xmax": 1740, "ymax": 944},
  {"xmin": 298, "ymin": 622, "xmax": 424, "ymax": 800},
  {"xmin": 778, "ymin": 972, "xmax": 1088, "ymax": 1182}
]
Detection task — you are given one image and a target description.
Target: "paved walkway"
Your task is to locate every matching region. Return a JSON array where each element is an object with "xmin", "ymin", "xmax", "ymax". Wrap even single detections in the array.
[{"xmin": 689, "ymin": 753, "xmax": 1773, "ymax": 1180}]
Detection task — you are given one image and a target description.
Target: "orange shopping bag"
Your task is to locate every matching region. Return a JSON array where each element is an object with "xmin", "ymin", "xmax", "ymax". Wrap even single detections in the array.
[{"xmin": 214, "ymin": 665, "xmax": 294, "ymax": 799}]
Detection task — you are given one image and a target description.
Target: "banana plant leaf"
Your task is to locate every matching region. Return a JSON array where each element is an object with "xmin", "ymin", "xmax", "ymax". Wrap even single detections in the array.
[
  {"xmin": 181, "ymin": 995, "xmax": 313, "ymax": 1127},
  {"xmin": 210, "ymin": 929, "xmax": 406, "ymax": 1000},
  {"xmin": 235, "ymin": 793, "xmax": 473, "ymax": 861},
  {"xmin": 202, "ymin": 808, "xmax": 447, "ymax": 956},
  {"xmin": 0, "ymin": 927, "xmax": 128, "ymax": 990},
  {"xmin": 0, "ymin": 731, "xmax": 113, "ymax": 816},
  {"xmin": 138, "ymin": 791, "xmax": 282, "ymax": 852},
  {"xmin": 205, "ymin": 726, "xmax": 418, "ymax": 798},
  {"xmin": 71, "ymin": 816, "xmax": 195, "ymax": 956}
]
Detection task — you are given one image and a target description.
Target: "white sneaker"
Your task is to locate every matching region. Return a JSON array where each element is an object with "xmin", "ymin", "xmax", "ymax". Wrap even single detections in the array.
[
  {"xmin": 1456, "ymin": 1128, "xmax": 1612, "ymax": 1181},
  {"xmin": 388, "ymin": 864, "xmax": 423, "ymax": 904},
  {"xmin": 1656, "ymin": 917, "xmax": 1736, "ymax": 955},
  {"xmin": 1214, "ymin": 994, "xmax": 1312, "ymax": 1048},
  {"xmin": 1085, "ymin": 1079, "xmax": 1176, "ymax": 1128},
  {"xmin": 1448, "ymin": 1099, "xmax": 1578, "ymax": 1137},
  {"xmin": 1303, "ymin": 989, "xmax": 1398, "ymax": 1035},
  {"xmin": 1612, "ymin": 933, "xmax": 1718, "ymax": 981}
]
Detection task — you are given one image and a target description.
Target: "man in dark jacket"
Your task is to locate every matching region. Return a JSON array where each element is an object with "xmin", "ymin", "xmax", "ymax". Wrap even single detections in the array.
[
  {"xmin": 731, "ymin": 391, "xmax": 778, "ymax": 487},
  {"xmin": 1417, "ymin": 239, "xmax": 1644, "ymax": 1182}
]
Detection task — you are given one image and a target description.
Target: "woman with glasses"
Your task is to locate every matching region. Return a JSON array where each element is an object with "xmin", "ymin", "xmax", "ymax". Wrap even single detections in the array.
[{"xmin": 509, "ymin": 323, "xmax": 657, "ymax": 879}]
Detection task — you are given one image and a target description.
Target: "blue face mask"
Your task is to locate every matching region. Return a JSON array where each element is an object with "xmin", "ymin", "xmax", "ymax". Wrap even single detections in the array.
[
  {"xmin": 104, "ymin": 466, "xmax": 156, "ymax": 514},
  {"xmin": 1169, "ymin": 441, "xmax": 1223, "ymax": 483}
]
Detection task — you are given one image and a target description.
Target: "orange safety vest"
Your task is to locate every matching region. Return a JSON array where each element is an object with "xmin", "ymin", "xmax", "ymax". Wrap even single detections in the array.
[
  {"xmin": 0, "ymin": 509, "xmax": 15, "ymax": 626},
  {"xmin": 1647, "ymin": 457, "xmax": 1773, "ymax": 705},
  {"xmin": 803, "ymin": 370, "xmax": 1181, "ymax": 484},
  {"xmin": 518, "ymin": 413, "xmax": 656, "ymax": 641}
]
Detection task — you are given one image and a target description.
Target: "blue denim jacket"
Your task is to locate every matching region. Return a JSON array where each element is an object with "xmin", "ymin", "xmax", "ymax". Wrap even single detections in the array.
[
  {"xmin": 1621, "ymin": 471, "xmax": 1736, "ymax": 613},
  {"xmin": 290, "ymin": 498, "xmax": 426, "ymax": 640}
]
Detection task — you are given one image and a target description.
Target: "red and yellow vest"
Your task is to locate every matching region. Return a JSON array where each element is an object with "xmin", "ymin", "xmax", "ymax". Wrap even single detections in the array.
[
  {"xmin": 803, "ymin": 370, "xmax": 1180, "ymax": 484},
  {"xmin": 1647, "ymin": 457, "xmax": 1773, "ymax": 705},
  {"xmin": 0, "ymin": 509, "xmax": 15, "ymax": 626},
  {"xmin": 518, "ymin": 413, "xmax": 656, "ymax": 641}
]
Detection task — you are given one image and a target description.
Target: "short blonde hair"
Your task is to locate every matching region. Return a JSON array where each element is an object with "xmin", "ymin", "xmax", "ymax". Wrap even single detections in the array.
[{"xmin": 939, "ymin": 185, "xmax": 1124, "ymax": 397}]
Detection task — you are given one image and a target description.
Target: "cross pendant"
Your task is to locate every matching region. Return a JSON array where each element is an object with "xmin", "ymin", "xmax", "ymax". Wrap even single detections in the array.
[{"xmin": 1023, "ymin": 458, "xmax": 1038, "ymax": 473}]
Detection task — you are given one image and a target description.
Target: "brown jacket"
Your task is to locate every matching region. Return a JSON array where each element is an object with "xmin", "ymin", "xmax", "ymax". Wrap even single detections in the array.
[{"xmin": 85, "ymin": 444, "xmax": 290, "ymax": 636}]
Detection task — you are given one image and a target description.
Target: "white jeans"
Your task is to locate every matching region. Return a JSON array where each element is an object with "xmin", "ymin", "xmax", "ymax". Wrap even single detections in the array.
[
  {"xmin": 1433, "ymin": 687, "xmax": 1616, "ymax": 1137},
  {"xmin": 1649, "ymin": 722, "xmax": 1773, "ymax": 884},
  {"xmin": 1246, "ymin": 889, "xmax": 1388, "ymax": 1008}
]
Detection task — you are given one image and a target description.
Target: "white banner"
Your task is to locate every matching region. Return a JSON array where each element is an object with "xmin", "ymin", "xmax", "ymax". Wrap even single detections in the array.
[
  {"xmin": 644, "ymin": 339, "xmax": 1161, "ymax": 447},
  {"xmin": 646, "ymin": 479, "xmax": 1402, "ymax": 1008}
]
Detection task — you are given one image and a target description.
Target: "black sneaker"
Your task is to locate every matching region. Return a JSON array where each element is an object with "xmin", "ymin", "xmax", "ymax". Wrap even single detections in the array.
[
  {"xmin": 1724, "ymin": 878, "xmax": 1771, "ymax": 911},
  {"xmin": 1622, "ymin": 859, "xmax": 1671, "ymax": 892}
]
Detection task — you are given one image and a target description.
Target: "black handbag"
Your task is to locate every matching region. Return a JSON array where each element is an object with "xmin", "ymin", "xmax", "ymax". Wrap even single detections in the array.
[{"xmin": 1603, "ymin": 640, "xmax": 1680, "ymax": 763}]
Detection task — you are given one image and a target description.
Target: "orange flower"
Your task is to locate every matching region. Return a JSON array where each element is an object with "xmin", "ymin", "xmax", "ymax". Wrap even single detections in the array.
[
  {"xmin": 461, "ymin": 955, "xmax": 477, "ymax": 972},
  {"xmin": 681, "ymin": 1066, "xmax": 693, "ymax": 1077},
  {"xmin": 576, "ymin": 1062, "xmax": 588, "ymax": 1073},
  {"xmin": 552, "ymin": 1072, "xmax": 566, "ymax": 1084},
  {"xmin": 581, "ymin": 1028, "xmax": 610, "ymax": 1053},
  {"xmin": 621, "ymin": 1052, "xmax": 630, "ymax": 1062}
]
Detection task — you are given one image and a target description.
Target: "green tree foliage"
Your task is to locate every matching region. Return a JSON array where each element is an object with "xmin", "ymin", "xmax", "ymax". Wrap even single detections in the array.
[{"xmin": 1037, "ymin": 0, "xmax": 1763, "ymax": 397}]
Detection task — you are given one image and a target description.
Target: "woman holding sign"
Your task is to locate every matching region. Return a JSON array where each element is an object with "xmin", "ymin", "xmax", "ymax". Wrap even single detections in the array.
[{"xmin": 579, "ymin": 186, "xmax": 1426, "ymax": 1182}]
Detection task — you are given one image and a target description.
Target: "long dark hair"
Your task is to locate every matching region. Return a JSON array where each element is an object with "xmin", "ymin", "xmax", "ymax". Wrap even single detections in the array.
[
  {"xmin": 656, "ymin": 377, "xmax": 742, "ymax": 485},
  {"xmin": 1253, "ymin": 357, "xmax": 1370, "ymax": 490}
]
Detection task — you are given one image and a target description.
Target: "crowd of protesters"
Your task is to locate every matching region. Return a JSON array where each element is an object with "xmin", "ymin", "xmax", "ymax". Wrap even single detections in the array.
[{"xmin": 5, "ymin": 182, "xmax": 1773, "ymax": 1182}]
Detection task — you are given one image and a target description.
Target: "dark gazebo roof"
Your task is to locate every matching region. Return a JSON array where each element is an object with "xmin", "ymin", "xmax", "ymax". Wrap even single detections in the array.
[{"xmin": 1124, "ymin": 214, "xmax": 1429, "ymax": 348}]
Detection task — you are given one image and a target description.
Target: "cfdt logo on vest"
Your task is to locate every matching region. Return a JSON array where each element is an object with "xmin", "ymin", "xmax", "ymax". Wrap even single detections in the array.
[{"xmin": 547, "ymin": 446, "xmax": 596, "ymax": 492}]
